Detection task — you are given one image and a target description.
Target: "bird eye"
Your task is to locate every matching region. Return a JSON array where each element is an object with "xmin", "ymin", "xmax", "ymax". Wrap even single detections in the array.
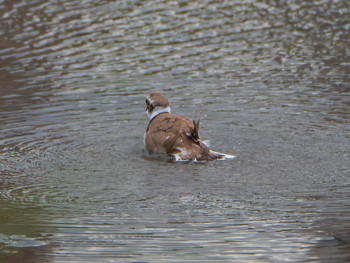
[{"xmin": 146, "ymin": 99, "xmax": 154, "ymax": 111}]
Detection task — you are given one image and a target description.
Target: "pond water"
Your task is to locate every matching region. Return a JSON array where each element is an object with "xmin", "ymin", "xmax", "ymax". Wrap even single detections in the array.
[{"xmin": 0, "ymin": 0, "xmax": 349, "ymax": 262}]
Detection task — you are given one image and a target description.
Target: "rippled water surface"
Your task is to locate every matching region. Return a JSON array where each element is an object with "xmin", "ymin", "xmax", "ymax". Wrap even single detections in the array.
[{"xmin": 1, "ymin": 0, "xmax": 349, "ymax": 262}]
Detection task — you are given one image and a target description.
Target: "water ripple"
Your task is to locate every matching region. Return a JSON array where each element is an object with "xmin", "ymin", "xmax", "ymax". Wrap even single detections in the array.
[{"xmin": 0, "ymin": 0, "xmax": 349, "ymax": 262}]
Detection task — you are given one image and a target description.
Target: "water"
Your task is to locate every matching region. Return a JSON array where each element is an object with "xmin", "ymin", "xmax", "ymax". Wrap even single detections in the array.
[{"xmin": 0, "ymin": 0, "xmax": 349, "ymax": 262}]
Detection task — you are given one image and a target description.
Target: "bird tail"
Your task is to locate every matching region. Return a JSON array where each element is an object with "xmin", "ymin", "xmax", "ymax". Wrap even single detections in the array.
[{"xmin": 209, "ymin": 150, "xmax": 236, "ymax": 160}]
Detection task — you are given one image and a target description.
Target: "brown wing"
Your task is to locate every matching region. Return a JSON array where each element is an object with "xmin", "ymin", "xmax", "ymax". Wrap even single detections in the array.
[
  {"xmin": 145, "ymin": 113, "xmax": 196, "ymax": 154},
  {"xmin": 146, "ymin": 113, "xmax": 221, "ymax": 161},
  {"xmin": 161, "ymin": 117, "xmax": 222, "ymax": 161}
]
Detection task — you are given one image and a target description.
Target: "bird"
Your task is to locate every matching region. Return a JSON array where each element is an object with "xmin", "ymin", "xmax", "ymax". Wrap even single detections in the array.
[{"xmin": 144, "ymin": 92, "xmax": 236, "ymax": 162}]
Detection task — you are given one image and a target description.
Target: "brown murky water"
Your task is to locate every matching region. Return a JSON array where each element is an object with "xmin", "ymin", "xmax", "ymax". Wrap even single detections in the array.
[{"xmin": 0, "ymin": 0, "xmax": 349, "ymax": 262}]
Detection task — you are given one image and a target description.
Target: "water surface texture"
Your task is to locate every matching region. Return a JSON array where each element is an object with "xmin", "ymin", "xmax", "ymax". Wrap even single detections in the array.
[{"xmin": 1, "ymin": 0, "xmax": 349, "ymax": 262}]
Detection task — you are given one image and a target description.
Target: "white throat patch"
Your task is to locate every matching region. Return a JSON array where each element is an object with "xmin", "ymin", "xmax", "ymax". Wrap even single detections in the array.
[{"xmin": 147, "ymin": 106, "xmax": 171, "ymax": 120}]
